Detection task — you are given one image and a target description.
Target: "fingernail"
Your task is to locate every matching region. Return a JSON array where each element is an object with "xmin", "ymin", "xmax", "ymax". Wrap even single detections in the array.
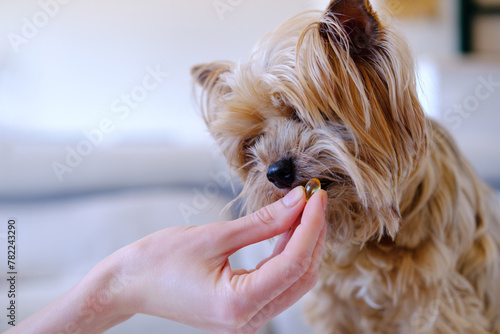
[{"xmin": 283, "ymin": 186, "xmax": 304, "ymax": 207}]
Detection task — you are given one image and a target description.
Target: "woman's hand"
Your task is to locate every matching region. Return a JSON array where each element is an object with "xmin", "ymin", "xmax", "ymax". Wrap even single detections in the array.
[
  {"xmin": 7, "ymin": 186, "xmax": 327, "ymax": 334},
  {"xmin": 116, "ymin": 186, "xmax": 328, "ymax": 333}
]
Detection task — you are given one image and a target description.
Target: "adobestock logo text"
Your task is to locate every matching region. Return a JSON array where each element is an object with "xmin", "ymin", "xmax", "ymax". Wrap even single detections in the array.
[{"xmin": 7, "ymin": 0, "xmax": 73, "ymax": 53}]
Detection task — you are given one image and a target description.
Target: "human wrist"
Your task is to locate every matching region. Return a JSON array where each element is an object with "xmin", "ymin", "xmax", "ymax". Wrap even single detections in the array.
[{"xmin": 69, "ymin": 249, "xmax": 136, "ymax": 333}]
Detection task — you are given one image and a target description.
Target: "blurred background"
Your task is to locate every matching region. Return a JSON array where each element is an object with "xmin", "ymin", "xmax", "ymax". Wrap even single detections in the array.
[{"xmin": 0, "ymin": 0, "xmax": 499, "ymax": 333}]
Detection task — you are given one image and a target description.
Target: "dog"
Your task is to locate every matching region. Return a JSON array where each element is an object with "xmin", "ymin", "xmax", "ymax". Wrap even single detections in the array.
[{"xmin": 191, "ymin": 0, "xmax": 500, "ymax": 332}]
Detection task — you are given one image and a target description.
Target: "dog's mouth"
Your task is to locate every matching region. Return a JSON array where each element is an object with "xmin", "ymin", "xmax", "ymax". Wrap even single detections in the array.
[
  {"xmin": 270, "ymin": 178, "xmax": 333, "ymax": 199},
  {"xmin": 315, "ymin": 178, "xmax": 333, "ymax": 190},
  {"xmin": 265, "ymin": 158, "xmax": 347, "ymax": 200}
]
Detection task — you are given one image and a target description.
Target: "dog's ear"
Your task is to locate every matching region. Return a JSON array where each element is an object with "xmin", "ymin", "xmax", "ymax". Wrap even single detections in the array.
[
  {"xmin": 191, "ymin": 61, "xmax": 233, "ymax": 88},
  {"xmin": 191, "ymin": 61, "xmax": 234, "ymax": 125},
  {"xmin": 319, "ymin": 0, "xmax": 381, "ymax": 58}
]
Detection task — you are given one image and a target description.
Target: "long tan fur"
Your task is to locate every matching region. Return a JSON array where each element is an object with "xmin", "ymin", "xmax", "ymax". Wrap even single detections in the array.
[{"xmin": 191, "ymin": 0, "xmax": 500, "ymax": 332}]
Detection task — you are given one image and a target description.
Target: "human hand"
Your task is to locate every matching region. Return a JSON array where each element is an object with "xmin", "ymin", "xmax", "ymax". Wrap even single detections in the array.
[
  {"xmin": 6, "ymin": 186, "xmax": 327, "ymax": 334},
  {"xmin": 111, "ymin": 185, "xmax": 328, "ymax": 333}
]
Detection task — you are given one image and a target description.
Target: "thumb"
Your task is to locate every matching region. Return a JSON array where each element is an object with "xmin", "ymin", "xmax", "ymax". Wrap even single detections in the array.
[{"xmin": 217, "ymin": 186, "xmax": 306, "ymax": 255}]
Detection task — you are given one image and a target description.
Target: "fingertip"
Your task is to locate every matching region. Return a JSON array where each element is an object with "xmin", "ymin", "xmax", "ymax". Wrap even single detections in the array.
[{"xmin": 282, "ymin": 186, "xmax": 305, "ymax": 207}]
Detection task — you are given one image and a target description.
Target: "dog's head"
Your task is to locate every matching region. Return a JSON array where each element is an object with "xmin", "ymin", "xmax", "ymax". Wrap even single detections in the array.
[{"xmin": 192, "ymin": 0, "xmax": 427, "ymax": 246}]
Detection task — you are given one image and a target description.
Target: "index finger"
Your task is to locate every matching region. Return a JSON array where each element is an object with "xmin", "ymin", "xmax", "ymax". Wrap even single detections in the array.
[
  {"xmin": 232, "ymin": 189, "xmax": 327, "ymax": 306},
  {"xmin": 215, "ymin": 186, "xmax": 306, "ymax": 255}
]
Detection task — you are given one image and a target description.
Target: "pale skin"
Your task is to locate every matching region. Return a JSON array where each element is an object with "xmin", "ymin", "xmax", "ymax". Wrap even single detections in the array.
[{"xmin": 6, "ymin": 186, "xmax": 327, "ymax": 334}]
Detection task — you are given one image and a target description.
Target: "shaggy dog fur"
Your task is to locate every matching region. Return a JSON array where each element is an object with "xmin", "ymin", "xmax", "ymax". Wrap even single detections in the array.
[{"xmin": 192, "ymin": 0, "xmax": 500, "ymax": 332}]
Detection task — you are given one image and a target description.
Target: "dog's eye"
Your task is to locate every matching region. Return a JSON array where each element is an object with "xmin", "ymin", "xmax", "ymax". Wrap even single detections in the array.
[
  {"xmin": 242, "ymin": 134, "xmax": 263, "ymax": 151},
  {"xmin": 293, "ymin": 107, "xmax": 339, "ymax": 125},
  {"xmin": 290, "ymin": 109, "xmax": 301, "ymax": 122}
]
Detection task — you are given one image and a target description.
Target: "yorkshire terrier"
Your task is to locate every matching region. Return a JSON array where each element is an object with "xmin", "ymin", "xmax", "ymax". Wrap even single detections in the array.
[{"xmin": 191, "ymin": 0, "xmax": 500, "ymax": 332}]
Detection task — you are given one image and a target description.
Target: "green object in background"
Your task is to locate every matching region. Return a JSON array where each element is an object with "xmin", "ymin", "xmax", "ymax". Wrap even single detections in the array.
[{"xmin": 460, "ymin": 0, "xmax": 500, "ymax": 53}]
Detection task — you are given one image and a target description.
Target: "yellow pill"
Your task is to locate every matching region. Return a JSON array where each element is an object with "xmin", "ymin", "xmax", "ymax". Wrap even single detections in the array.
[{"xmin": 305, "ymin": 178, "xmax": 321, "ymax": 202}]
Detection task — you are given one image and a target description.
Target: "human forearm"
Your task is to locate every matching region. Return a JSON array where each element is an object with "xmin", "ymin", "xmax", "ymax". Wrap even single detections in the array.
[{"xmin": 6, "ymin": 252, "xmax": 134, "ymax": 334}]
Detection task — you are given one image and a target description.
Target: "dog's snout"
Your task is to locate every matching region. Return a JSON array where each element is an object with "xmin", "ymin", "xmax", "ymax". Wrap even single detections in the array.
[{"xmin": 266, "ymin": 158, "xmax": 295, "ymax": 189}]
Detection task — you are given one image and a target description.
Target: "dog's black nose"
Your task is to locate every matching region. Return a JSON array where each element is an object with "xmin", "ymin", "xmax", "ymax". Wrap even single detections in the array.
[{"xmin": 267, "ymin": 158, "xmax": 295, "ymax": 189}]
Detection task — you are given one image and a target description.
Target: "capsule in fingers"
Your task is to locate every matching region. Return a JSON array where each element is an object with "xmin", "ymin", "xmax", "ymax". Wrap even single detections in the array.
[{"xmin": 305, "ymin": 178, "xmax": 321, "ymax": 202}]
